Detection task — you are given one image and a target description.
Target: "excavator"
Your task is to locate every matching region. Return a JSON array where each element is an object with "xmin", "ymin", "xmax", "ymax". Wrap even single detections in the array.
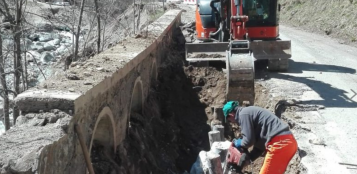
[{"xmin": 185, "ymin": 0, "xmax": 291, "ymax": 104}]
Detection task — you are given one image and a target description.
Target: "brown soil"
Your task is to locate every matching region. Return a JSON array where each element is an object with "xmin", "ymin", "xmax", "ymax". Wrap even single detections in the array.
[{"xmin": 188, "ymin": 53, "xmax": 226, "ymax": 58}]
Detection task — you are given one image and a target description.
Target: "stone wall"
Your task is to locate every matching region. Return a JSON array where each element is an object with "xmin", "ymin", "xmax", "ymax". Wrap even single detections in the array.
[{"xmin": 6, "ymin": 10, "xmax": 181, "ymax": 174}]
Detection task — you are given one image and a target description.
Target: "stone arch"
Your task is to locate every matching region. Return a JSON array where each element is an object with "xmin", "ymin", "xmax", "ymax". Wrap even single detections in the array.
[
  {"xmin": 130, "ymin": 77, "xmax": 144, "ymax": 115},
  {"xmin": 127, "ymin": 76, "xmax": 144, "ymax": 134},
  {"xmin": 89, "ymin": 106, "xmax": 117, "ymax": 155}
]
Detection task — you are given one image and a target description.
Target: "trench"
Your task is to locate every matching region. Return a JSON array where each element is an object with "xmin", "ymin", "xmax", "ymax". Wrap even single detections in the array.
[{"xmin": 89, "ymin": 27, "xmax": 302, "ymax": 174}]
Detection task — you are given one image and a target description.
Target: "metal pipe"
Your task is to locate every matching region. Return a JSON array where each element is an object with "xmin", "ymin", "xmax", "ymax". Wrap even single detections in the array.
[
  {"xmin": 75, "ymin": 123, "xmax": 95, "ymax": 174},
  {"xmin": 209, "ymin": 25, "xmax": 222, "ymax": 37}
]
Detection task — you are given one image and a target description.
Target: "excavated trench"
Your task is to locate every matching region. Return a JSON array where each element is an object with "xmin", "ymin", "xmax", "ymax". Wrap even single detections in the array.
[{"xmin": 90, "ymin": 27, "xmax": 302, "ymax": 174}]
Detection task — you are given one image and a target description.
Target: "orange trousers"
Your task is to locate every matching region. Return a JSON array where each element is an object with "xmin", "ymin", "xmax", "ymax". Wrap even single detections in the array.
[{"xmin": 259, "ymin": 134, "xmax": 298, "ymax": 174}]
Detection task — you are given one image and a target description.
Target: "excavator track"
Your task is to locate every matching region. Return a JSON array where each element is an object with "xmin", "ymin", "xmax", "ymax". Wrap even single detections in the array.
[{"xmin": 226, "ymin": 41, "xmax": 255, "ymax": 105}]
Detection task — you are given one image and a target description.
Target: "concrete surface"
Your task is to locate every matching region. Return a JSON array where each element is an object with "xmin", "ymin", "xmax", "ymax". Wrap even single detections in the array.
[
  {"xmin": 264, "ymin": 25, "xmax": 357, "ymax": 174},
  {"xmin": 15, "ymin": 89, "xmax": 80, "ymax": 113}
]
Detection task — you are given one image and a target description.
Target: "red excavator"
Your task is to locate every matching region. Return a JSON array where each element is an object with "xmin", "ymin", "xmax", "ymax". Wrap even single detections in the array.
[{"xmin": 185, "ymin": 0, "xmax": 291, "ymax": 104}]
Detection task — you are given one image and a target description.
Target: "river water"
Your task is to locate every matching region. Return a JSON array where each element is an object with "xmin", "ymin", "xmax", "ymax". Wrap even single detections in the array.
[{"xmin": 0, "ymin": 121, "xmax": 4, "ymax": 135}]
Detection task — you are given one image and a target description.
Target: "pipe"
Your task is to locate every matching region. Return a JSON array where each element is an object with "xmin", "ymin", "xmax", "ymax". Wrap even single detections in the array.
[
  {"xmin": 75, "ymin": 123, "xmax": 95, "ymax": 174},
  {"xmin": 209, "ymin": 24, "xmax": 222, "ymax": 37}
]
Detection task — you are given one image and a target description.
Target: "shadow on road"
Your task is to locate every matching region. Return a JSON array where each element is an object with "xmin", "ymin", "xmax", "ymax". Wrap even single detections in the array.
[
  {"xmin": 272, "ymin": 73, "xmax": 357, "ymax": 108},
  {"xmin": 287, "ymin": 59, "xmax": 356, "ymax": 74},
  {"xmin": 254, "ymin": 59, "xmax": 357, "ymax": 108}
]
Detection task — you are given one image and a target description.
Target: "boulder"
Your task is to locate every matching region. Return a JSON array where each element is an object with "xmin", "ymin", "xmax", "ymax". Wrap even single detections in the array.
[
  {"xmin": 36, "ymin": 23, "xmax": 54, "ymax": 32},
  {"xmin": 55, "ymin": 25, "xmax": 71, "ymax": 32},
  {"xmin": 15, "ymin": 115, "xmax": 28, "ymax": 126},
  {"xmin": 48, "ymin": 39, "xmax": 61, "ymax": 46},
  {"xmin": 55, "ymin": 45, "xmax": 69, "ymax": 56},
  {"xmin": 26, "ymin": 50, "xmax": 41, "ymax": 63},
  {"xmin": 28, "ymin": 33, "xmax": 40, "ymax": 41},
  {"xmin": 30, "ymin": 42, "xmax": 44, "ymax": 52},
  {"xmin": 40, "ymin": 52, "xmax": 54, "ymax": 62},
  {"xmin": 43, "ymin": 42, "xmax": 55, "ymax": 51},
  {"xmin": 56, "ymin": 116, "xmax": 72, "ymax": 133},
  {"xmin": 38, "ymin": 33, "xmax": 54, "ymax": 42}
]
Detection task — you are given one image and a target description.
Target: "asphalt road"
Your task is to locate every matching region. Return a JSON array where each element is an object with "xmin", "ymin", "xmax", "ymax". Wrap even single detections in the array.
[{"xmin": 270, "ymin": 25, "xmax": 357, "ymax": 174}]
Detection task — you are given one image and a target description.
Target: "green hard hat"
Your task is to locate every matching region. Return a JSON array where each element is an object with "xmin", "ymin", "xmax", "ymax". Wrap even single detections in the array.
[{"xmin": 223, "ymin": 101, "xmax": 239, "ymax": 118}]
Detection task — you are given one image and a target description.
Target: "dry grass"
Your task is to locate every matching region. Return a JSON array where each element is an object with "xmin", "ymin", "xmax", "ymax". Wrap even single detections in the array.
[{"xmin": 280, "ymin": 0, "xmax": 357, "ymax": 46}]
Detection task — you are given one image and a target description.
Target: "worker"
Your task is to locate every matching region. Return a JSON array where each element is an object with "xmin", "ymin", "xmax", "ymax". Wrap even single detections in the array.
[
  {"xmin": 256, "ymin": 3, "xmax": 264, "ymax": 15},
  {"xmin": 223, "ymin": 101, "xmax": 298, "ymax": 174}
]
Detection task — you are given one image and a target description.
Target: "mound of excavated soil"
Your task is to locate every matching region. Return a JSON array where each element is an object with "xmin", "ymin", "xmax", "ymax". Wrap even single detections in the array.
[{"xmin": 187, "ymin": 53, "xmax": 226, "ymax": 58}]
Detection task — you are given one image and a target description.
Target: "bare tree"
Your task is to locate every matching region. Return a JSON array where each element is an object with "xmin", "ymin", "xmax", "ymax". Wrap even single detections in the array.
[
  {"xmin": 73, "ymin": 0, "xmax": 86, "ymax": 61},
  {"xmin": 0, "ymin": 0, "xmax": 27, "ymax": 126},
  {"xmin": 12, "ymin": 0, "xmax": 25, "ymax": 124},
  {"xmin": 93, "ymin": 0, "xmax": 100, "ymax": 53},
  {"xmin": 0, "ymin": 30, "xmax": 11, "ymax": 130}
]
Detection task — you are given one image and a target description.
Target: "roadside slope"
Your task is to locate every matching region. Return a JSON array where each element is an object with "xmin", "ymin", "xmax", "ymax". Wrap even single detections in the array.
[{"xmin": 280, "ymin": 0, "xmax": 357, "ymax": 47}]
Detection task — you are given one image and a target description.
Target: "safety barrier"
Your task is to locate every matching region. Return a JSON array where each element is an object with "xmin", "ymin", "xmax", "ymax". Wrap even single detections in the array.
[{"xmin": 182, "ymin": 0, "xmax": 196, "ymax": 5}]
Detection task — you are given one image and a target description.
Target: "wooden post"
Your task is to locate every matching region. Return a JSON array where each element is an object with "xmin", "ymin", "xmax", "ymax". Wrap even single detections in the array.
[
  {"xmin": 211, "ymin": 141, "xmax": 231, "ymax": 168},
  {"xmin": 74, "ymin": 123, "xmax": 95, "ymax": 174},
  {"xmin": 212, "ymin": 107, "xmax": 224, "ymax": 122},
  {"xmin": 209, "ymin": 131, "xmax": 221, "ymax": 147},
  {"xmin": 212, "ymin": 125, "xmax": 225, "ymax": 141},
  {"xmin": 207, "ymin": 152, "xmax": 223, "ymax": 174},
  {"xmin": 199, "ymin": 151, "xmax": 212, "ymax": 174}
]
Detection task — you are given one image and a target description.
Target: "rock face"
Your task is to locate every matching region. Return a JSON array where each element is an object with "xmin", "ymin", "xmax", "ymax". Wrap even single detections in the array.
[{"xmin": 0, "ymin": 110, "xmax": 71, "ymax": 174}]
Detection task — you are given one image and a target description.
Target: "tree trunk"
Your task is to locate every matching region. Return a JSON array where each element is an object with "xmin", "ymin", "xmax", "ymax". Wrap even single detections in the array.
[
  {"xmin": 22, "ymin": 30, "xmax": 28, "ymax": 90},
  {"xmin": 101, "ymin": 20, "xmax": 106, "ymax": 51},
  {"xmin": 133, "ymin": 0, "xmax": 136, "ymax": 35},
  {"xmin": 13, "ymin": 0, "xmax": 24, "ymax": 125},
  {"xmin": 93, "ymin": 0, "xmax": 100, "ymax": 53},
  {"xmin": 136, "ymin": 0, "xmax": 141, "ymax": 32},
  {"xmin": 74, "ymin": 0, "xmax": 86, "ymax": 61},
  {"xmin": 0, "ymin": 34, "xmax": 10, "ymax": 131}
]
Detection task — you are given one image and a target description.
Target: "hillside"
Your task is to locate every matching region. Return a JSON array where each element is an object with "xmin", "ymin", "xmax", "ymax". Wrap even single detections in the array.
[{"xmin": 280, "ymin": 0, "xmax": 357, "ymax": 47}]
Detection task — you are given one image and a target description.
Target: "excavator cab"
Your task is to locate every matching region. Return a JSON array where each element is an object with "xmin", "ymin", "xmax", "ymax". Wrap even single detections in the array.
[{"xmin": 243, "ymin": 0, "xmax": 281, "ymax": 39}]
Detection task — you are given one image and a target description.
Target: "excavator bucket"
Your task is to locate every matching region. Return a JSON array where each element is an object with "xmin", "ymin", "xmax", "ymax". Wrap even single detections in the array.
[
  {"xmin": 185, "ymin": 42, "xmax": 229, "ymax": 62},
  {"xmin": 250, "ymin": 40, "xmax": 292, "ymax": 60}
]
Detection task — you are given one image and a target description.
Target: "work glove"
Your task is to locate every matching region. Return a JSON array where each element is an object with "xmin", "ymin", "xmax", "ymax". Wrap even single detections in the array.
[{"xmin": 233, "ymin": 138, "xmax": 242, "ymax": 149}]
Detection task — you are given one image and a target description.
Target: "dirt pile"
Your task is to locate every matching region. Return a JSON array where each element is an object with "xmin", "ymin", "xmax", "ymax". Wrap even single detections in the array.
[{"xmin": 187, "ymin": 53, "xmax": 226, "ymax": 58}]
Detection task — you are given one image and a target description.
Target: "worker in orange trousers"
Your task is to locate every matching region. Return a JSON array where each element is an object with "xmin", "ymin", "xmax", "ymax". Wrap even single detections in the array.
[{"xmin": 223, "ymin": 101, "xmax": 298, "ymax": 174}]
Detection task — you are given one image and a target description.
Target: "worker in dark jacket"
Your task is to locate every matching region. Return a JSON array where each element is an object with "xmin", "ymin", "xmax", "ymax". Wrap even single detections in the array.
[{"xmin": 223, "ymin": 101, "xmax": 298, "ymax": 174}]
